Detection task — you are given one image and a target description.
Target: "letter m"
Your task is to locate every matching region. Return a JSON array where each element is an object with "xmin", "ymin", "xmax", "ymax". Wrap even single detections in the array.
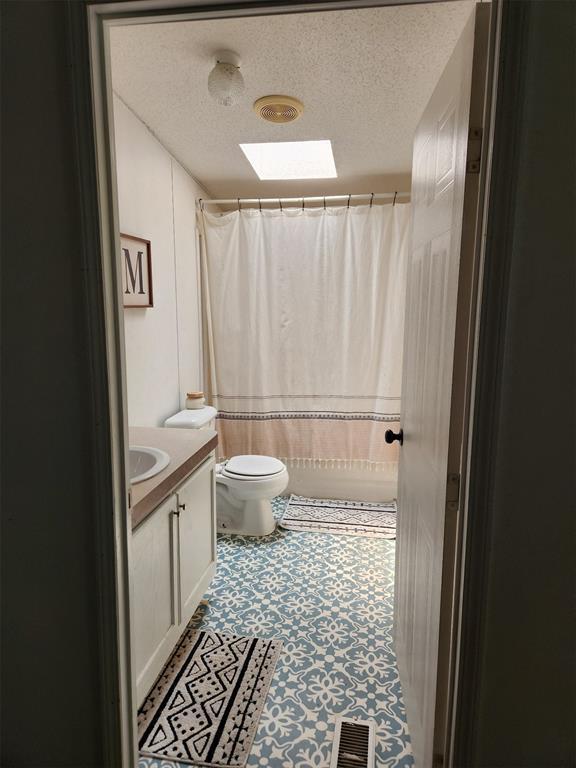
[{"xmin": 123, "ymin": 248, "xmax": 146, "ymax": 295}]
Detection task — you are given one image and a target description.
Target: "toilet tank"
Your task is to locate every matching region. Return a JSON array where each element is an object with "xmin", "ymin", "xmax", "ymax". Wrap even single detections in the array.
[{"xmin": 163, "ymin": 406, "xmax": 217, "ymax": 431}]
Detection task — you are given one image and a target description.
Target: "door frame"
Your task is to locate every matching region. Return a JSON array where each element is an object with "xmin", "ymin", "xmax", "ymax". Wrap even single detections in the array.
[
  {"xmin": 433, "ymin": 5, "xmax": 500, "ymax": 765},
  {"xmin": 81, "ymin": 1, "xmax": 501, "ymax": 764}
]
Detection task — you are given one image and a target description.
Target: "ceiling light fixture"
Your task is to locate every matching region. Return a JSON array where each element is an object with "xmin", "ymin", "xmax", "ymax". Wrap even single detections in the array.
[
  {"xmin": 239, "ymin": 140, "xmax": 337, "ymax": 180},
  {"xmin": 208, "ymin": 50, "xmax": 244, "ymax": 107}
]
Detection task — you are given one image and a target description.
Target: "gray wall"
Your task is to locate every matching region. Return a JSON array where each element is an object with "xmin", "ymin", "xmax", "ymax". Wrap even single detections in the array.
[{"xmin": 455, "ymin": 1, "xmax": 576, "ymax": 765}]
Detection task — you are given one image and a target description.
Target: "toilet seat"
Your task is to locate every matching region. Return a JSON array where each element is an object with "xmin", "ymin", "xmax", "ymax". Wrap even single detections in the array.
[{"xmin": 222, "ymin": 455, "xmax": 285, "ymax": 480}]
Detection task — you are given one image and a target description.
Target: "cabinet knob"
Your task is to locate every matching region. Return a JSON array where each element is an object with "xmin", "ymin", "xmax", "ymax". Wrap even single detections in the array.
[{"xmin": 178, "ymin": 502, "xmax": 186, "ymax": 511}]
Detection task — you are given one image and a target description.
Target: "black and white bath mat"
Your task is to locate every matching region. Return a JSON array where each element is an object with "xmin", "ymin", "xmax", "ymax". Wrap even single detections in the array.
[
  {"xmin": 138, "ymin": 628, "xmax": 282, "ymax": 767},
  {"xmin": 280, "ymin": 495, "xmax": 397, "ymax": 539}
]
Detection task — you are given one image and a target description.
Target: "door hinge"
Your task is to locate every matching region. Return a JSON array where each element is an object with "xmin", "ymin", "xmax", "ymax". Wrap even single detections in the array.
[
  {"xmin": 466, "ymin": 127, "xmax": 482, "ymax": 173},
  {"xmin": 446, "ymin": 473, "xmax": 460, "ymax": 513},
  {"xmin": 128, "ymin": 489, "xmax": 132, "ymax": 509}
]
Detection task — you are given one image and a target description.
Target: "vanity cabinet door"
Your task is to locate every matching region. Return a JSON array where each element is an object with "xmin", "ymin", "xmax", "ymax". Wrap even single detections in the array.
[
  {"xmin": 176, "ymin": 452, "xmax": 217, "ymax": 628},
  {"xmin": 132, "ymin": 493, "xmax": 179, "ymax": 705}
]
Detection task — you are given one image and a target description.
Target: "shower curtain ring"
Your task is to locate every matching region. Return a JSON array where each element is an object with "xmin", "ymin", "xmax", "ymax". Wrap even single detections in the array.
[
  {"xmin": 279, "ymin": 199, "xmax": 283, "ymax": 212},
  {"xmin": 347, "ymin": 194, "xmax": 351, "ymax": 208},
  {"xmin": 258, "ymin": 198, "xmax": 262, "ymax": 212},
  {"xmin": 370, "ymin": 193, "xmax": 374, "ymax": 208},
  {"xmin": 393, "ymin": 191, "xmax": 397, "ymax": 206},
  {"xmin": 323, "ymin": 197, "xmax": 326, "ymax": 210},
  {"xmin": 199, "ymin": 198, "xmax": 204, "ymax": 211},
  {"xmin": 237, "ymin": 198, "xmax": 241, "ymax": 211},
  {"xmin": 302, "ymin": 197, "xmax": 305, "ymax": 211}
]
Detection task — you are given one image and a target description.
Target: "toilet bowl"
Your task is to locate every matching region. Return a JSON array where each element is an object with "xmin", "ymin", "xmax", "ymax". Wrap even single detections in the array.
[{"xmin": 216, "ymin": 455, "xmax": 289, "ymax": 536}]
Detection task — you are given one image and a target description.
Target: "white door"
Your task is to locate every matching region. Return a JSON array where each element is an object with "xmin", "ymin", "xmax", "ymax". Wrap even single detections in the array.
[
  {"xmin": 394, "ymin": 6, "xmax": 489, "ymax": 766},
  {"xmin": 176, "ymin": 453, "xmax": 217, "ymax": 627},
  {"xmin": 132, "ymin": 493, "xmax": 180, "ymax": 704}
]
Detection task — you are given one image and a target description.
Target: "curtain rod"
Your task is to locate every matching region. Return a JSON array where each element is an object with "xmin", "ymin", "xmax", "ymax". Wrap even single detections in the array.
[{"xmin": 198, "ymin": 192, "xmax": 410, "ymax": 208}]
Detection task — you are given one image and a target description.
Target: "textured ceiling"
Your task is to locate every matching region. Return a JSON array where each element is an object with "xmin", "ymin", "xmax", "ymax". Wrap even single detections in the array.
[{"xmin": 110, "ymin": 1, "xmax": 475, "ymax": 198}]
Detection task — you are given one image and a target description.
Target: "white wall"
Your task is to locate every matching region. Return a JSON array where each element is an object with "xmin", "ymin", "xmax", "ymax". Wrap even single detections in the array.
[{"xmin": 113, "ymin": 96, "xmax": 204, "ymax": 426}]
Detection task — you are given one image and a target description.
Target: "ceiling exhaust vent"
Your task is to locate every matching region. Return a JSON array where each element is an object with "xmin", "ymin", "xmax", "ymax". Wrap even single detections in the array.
[
  {"xmin": 254, "ymin": 95, "xmax": 304, "ymax": 124},
  {"xmin": 330, "ymin": 717, "xmax": 376, "ymax": 768}
]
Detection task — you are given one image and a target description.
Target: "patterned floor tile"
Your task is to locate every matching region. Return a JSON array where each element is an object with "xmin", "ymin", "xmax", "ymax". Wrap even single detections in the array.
[{"xmin": 139, "ymin": 497, "xmax": 414, "ymax": 768}]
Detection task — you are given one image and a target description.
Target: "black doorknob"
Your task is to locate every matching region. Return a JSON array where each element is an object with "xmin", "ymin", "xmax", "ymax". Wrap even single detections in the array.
[{"xmin": 385, "ymin": 428, "xmax": 404, "ymax": 446}]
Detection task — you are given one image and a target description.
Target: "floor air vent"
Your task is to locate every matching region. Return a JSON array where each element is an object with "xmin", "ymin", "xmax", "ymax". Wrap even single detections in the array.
[{"xmin": 330, "ymin": 717, "xmax": 376, "ymax": 768}]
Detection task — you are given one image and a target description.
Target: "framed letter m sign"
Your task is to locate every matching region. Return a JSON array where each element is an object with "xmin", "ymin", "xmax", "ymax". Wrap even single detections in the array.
[{"xmin": 121, "ymin": 234, "xmax": 153, "ymax": 307}]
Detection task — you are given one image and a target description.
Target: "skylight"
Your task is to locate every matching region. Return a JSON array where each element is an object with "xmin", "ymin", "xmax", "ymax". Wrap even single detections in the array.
[{"xmin": 239, "ymin": 140, "xmax": 337, "ymax": 180}]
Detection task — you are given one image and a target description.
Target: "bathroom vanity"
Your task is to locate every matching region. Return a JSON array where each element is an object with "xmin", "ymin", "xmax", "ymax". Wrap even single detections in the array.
[{"xmin": 129, "ymin": 426, "xmax": 218, "ymax": 705}]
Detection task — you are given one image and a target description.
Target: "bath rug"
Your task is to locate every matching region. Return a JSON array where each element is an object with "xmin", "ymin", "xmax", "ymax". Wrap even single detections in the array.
[
  {"xmin": 280, "ymin": 495, "xmax": 396, "ymax": 539},
  {"xmin": 138, "ymin": 628, "xmax": 282, "ymax": 767}
]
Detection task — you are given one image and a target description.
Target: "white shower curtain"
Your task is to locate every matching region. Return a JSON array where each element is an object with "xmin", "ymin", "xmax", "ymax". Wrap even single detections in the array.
[{"xmin": 199, "ymin": 203, "xmax": 410, "ymax": 477}]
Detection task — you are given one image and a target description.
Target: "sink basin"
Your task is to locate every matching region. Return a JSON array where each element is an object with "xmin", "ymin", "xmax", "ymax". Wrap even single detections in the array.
[{"xmin": 129, "ymin": 445, "xmax": 170, "ymax": 484}]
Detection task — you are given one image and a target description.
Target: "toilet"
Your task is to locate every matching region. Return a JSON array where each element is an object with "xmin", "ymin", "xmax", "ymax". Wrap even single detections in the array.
[
  {"xmin": 163, "ymin": 407, "xmax": 288, "ymax": 536},
  {"xmin": 215, "ymin": 455, "xmax": 288, "ymax": 536}
]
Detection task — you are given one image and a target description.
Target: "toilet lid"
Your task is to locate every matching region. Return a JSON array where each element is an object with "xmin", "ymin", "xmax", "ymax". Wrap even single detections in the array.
[{"xmin": 223, "ymin": 455, "xmax": 285, "ymax": 479}]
